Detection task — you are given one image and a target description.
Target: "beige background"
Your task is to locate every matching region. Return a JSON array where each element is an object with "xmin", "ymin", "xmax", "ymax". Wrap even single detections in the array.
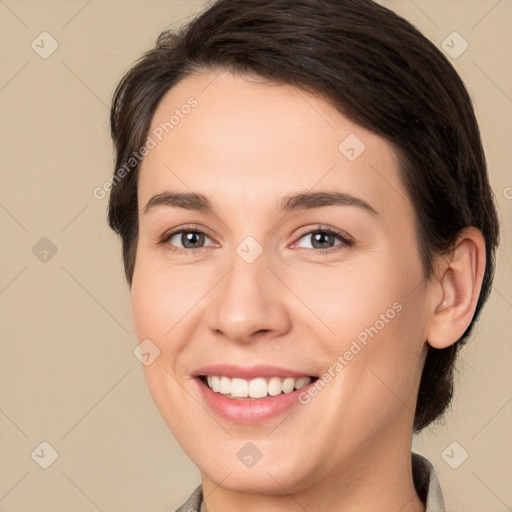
[{"xmin": 0, "ymin": 0, "xmax": 510, "ymax": 510}]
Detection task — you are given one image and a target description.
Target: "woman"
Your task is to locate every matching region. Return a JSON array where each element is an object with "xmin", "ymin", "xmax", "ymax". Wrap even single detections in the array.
[{"xmin": 106, "ymin": 0, "xmax": 499, "ymax": 510}]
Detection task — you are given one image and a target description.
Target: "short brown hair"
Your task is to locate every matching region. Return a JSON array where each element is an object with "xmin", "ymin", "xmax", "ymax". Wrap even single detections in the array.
[{"xmin": 107, "ymin": 0, "xmax": 499, "ymax": 431}]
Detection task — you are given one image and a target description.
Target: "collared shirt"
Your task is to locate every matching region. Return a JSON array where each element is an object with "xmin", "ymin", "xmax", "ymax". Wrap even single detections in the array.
[{"xmin": 174, "ymin": 452, "xmax": 446, "ymax": 512}]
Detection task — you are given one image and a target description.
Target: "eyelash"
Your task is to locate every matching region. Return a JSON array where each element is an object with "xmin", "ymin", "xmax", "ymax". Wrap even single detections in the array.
[{"xmin": 157, "ymin": 224, "xmax": 354, "ymax": 256}]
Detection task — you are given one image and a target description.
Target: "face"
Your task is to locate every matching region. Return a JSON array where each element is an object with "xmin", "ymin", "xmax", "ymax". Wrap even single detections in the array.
[{"xmin": 131, "ymin": 70, "xmax": 431, "ymax": 495}]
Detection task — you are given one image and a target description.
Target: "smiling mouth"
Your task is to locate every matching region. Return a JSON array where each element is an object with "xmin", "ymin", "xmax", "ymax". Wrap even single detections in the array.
[{"xmin": 199, "ymin": 375, "xmax": 319, "ymax": 400}]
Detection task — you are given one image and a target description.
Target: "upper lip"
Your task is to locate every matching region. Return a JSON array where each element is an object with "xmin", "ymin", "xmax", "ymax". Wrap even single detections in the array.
[{"xmin": 191, "ymin": 364, "xmax": 317, "ymax": 380}]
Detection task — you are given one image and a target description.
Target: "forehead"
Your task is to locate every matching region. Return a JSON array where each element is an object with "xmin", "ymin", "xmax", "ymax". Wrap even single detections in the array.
[{"xmin": 138, "ymin": 70, "xmax": 409, "ymax": 220}]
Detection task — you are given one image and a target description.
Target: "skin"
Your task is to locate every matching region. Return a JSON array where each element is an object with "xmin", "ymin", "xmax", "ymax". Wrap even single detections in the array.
[{"xmin": 130, "ymin": 69, "xmax": 485, "ymax": 511}]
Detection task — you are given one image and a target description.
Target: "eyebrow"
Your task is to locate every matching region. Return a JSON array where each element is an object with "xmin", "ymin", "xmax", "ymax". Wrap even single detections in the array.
[{"xmin": 143, "ymin": 190, "xmax": 378, "ymax": 216}]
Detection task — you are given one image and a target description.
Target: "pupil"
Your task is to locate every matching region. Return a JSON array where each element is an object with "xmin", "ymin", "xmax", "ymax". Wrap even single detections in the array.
[
  {"xmin": 313, "ymin": 232, "xmax": 333, "ymax": 249},
  {"xmin": 183, "ymin": 231, "xmax": 204, "ymax": 248}
]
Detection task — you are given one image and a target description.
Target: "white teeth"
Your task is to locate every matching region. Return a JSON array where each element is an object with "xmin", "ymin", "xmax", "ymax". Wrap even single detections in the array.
[
  {"xmin": 203, "ymin": 375, "xmax": 312, "ymax": 399},
  {"xmin": 282, "ymin": 377, "xmax": 295, "ymax": 393},
  {"xmin": 248, "ymin": 378, "xmax": 267, "ymax": 398},
  {"xmin": 219, "ymin": 376, "xmax": 231, "ymax": 395},
  {"xmin": 294, "ymin": 377, "xmax": 311, "ymax": 390},
  {"xmin": 231, "ymin": 378, "xmax": 249, "ymax": 398},
  {"xmin": 267, "ymin": 376, "xmax": 283, "ymax": 396}
]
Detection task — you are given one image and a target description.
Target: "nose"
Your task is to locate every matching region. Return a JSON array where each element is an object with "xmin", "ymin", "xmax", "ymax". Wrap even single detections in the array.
[{"xmin": 206, "ymin": 249, "xmax": 291, "ymax": 344}]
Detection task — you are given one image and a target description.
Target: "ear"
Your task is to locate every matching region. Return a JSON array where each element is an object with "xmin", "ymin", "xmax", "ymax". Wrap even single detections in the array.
[{"xmin": 426, "ymin": 226, "xmax": 486, "ymax": 349}]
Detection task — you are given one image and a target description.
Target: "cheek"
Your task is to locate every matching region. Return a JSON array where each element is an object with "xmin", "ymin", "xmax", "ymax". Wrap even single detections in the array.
[
  {"xmin": 338, "ymin": 284, "xmax": 427, "ymax": 418},
  {"xmin": 130, "ymin": 273, "xmax": 160, "ymax": 342},
  {"xmin": 293, "ymin": 261, "xmax": 414, "ymax": 341},
  {"xmin": 297, "ymin": 243, "xmax": 426, "ymax": 388},
  {"xmin": 130, "ymin": 260, "xmax": 200, "ymax": 342}
]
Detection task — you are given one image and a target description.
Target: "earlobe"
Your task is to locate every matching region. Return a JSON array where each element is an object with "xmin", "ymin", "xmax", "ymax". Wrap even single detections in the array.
[{"xmin": 426, "ymin": 227, "xmax": 486, "ymax": 349}]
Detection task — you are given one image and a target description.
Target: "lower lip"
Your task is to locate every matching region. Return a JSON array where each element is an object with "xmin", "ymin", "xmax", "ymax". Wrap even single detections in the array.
[{"xmin": 194, "ymin": 377, "xmax": 316, "ymax": 424}]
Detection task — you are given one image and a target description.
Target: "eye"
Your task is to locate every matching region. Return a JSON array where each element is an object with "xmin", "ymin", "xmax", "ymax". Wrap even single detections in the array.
[
  {"xmin": 158, "ymin": 226, "xmax": 215, "ymax": 252},
  {"xmin": 158, "ymin": 224, "xmax": 354, "ymax": 255},
  {"xmin": 293, "ymin": 226, "xmax": 353, "ymax": 253}
]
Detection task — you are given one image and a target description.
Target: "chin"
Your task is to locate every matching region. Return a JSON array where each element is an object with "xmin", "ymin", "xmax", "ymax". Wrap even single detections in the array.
[{"xmin": 192, "ymin": 443, "xmax": 316, "ymax": 495}]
